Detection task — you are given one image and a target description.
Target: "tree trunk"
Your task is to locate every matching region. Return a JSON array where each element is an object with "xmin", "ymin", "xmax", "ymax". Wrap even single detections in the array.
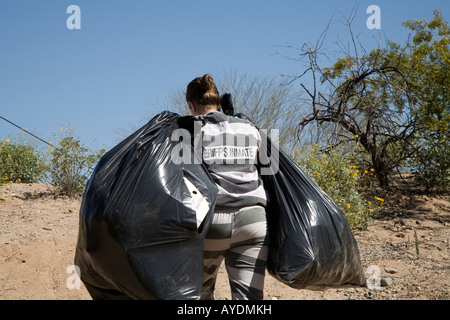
[{"xmin": 372, "ymin": 155, "xmax": 389, "ymax": 188}]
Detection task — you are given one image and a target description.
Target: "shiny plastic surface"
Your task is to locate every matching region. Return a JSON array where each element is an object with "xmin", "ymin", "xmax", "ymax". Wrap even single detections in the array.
[
  {"xmin": 75, "ymin": 110, "xmax": 365, "ymax": 300},
  {"xmin": 257, "ymin": 127, "xmax": 366, "ymax": 290},
  {"xmin": 74, "ymin": 111, "xmax": 218, "ymax": 299}
]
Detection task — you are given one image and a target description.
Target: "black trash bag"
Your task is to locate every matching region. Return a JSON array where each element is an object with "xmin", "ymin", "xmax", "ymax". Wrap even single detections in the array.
[
  {"xmin": 220, "ymin": 93, "xmax": 234, "ymax": 116},
  {"xmin": 74, "ymin": 111, "xmax": 218, "ymax": 300},
  {"xmin": 234, "ymin": 112, "xmax": 366, "ymax": 290}
]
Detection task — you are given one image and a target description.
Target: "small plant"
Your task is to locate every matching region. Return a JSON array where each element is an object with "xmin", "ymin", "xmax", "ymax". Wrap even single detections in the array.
[
  {"xmin": 291, "ymin": 145, "xmax": 382, "ymax": 230},
  {"xmin": 48, "ymin": 124, "xmax": 105, "ymax": 198},
  {"xmin": 436, "ymin": 290, "xmax": 448, "ymax": 300},
  {"xmin": 0, "ymin": 137, "xmax": 46, "ymax": 183},
  {"xmin": 413, "ymin": 228, "xmax": 420, "ymax": 258},
  {"xmin": 409, "ymin": 135, "xmax": 449, "ymax": 194}
]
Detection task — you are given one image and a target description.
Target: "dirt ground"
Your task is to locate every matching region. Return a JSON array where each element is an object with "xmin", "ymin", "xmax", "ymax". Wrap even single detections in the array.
[{"xmin": 0, "ymin": 182, "xmax": 448, "ymax": 300}]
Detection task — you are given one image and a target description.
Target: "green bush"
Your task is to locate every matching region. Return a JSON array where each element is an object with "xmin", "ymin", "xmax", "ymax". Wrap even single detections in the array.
[
  {"xmin": 410, "ymin": 135, "xmax": 449, "ymax": 194},
  {"xmin": 0, "ymin": 138, "xmax": 46, "ymax": 184},
  {"xmin": 291, "ymin": 145, "xmax": 381, "ymax": 230},
  {"xmin": 48, "ymin": 125, "xmax": 105, "ymax": 198}
]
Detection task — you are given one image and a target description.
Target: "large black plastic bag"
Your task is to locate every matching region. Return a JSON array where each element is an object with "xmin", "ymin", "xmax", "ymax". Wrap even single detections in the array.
[
  {"xmin": 74, "ymin": 111, "xmax": 218, "ymax": 300},
  {"xmin": 235, "ymin": 113, "xmax": 366, "ymax": 290}
]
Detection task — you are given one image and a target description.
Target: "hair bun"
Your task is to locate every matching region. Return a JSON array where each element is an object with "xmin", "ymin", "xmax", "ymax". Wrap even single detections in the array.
[
  {"xmin": 186, "ymin": 74, "xmax": 221, "ymax": 109},
  {"xmin": 200, "ymin": 74, "xmax": 214, "ymax": 91}
]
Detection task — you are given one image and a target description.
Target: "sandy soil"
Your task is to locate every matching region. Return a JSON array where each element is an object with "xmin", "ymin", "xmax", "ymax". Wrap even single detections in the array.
[{"xmin": 0, "ymin": 182, "xmax": 448, "ymax": 300}]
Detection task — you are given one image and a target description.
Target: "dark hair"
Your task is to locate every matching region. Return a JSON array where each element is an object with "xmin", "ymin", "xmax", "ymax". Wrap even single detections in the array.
[{"xmin": 186, "ymin": 74, "xmax": 221, "ymax": 113}]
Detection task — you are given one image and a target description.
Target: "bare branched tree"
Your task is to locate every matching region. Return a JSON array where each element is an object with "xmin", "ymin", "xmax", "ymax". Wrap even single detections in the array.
[{"xmin": 280, "ymin": 8, "xmax": 427, "ymax": 187}]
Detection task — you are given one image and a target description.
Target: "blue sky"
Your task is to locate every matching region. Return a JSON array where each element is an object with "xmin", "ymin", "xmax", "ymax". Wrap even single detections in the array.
[{"xmin": 1, "ymin": 0, "xmax": 448, "ymax": 151}]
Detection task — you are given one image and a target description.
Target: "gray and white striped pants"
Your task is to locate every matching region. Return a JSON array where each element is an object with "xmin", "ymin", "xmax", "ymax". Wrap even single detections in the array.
[{"xmin": 201, "ymin": 205, "xmax": 269, "ymax": 300}]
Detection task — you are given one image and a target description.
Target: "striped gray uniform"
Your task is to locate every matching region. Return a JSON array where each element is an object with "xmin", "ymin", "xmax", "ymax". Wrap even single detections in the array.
[{"xmin": 196, "ymin": 111, "xmax": 269, "ymax": 300}]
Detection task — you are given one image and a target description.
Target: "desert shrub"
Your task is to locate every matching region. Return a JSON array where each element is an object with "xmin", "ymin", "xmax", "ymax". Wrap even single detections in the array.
[
  {"xmin": 409, "ymin": 135, "xmax": 449, "ymax": 194},
  {"xmin": 48, "ymin": 125, "xmax": 105, "ymax": 198},
  {"xmin": 291, "ymin": 145, "xmax": 383, "ymax": 230},
  {"xmin": 0, "ymin": 137, "xmax": 46, "ymax": 184}
]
